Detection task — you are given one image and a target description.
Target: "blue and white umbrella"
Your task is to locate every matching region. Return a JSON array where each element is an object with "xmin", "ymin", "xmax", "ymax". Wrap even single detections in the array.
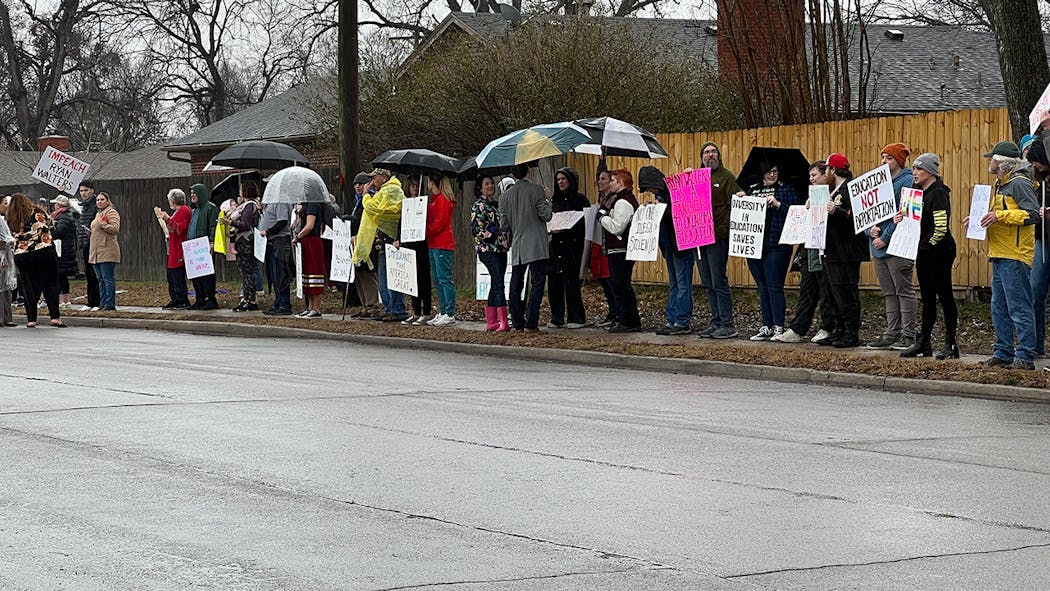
[{"xmin": 474, "ymin": 122, "xmax": 592, "ymax": 169}]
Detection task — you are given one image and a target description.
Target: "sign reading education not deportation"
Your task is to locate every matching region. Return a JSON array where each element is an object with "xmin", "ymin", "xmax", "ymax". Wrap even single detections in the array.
[
  {"xmin": 729, "ymin": 195, "xmax": 767, "ymax": 259},
  {"xmin": 32, "ymin": 146, "xmax": 89, "ymax": 194},
  {"xmin": 849, "ymin": 164, "xmax": 896, "ymax": 234}
]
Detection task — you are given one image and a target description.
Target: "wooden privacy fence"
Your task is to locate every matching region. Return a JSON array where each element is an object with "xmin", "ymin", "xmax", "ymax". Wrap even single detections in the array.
[{"xmin": 567, "ymin": 107, "xmax": 1012, "ymax": 290}]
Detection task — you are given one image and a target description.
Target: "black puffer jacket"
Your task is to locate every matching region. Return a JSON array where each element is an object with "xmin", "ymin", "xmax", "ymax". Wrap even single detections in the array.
[
  {"xmin": 52, "ymin": 209, "xmax": 79, "ymax": 276},
  {"xmin": 549, "ymin": 167, "xmax": 590, "ymax": 273},
  {"xmin": 824, "ymin": 179, "xmax": 870, "ymax": 263}
]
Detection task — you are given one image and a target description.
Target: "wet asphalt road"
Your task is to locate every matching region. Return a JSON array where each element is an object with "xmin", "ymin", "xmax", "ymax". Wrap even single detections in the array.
[{"xmin": 1, "ymin": 327, "xmax": 1049, "ymax": 590}]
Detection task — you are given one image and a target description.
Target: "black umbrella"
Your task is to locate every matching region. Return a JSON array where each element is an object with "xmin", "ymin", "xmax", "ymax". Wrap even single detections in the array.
[
  {"xmin": 210, "ymin": 170, "xmax": 264, "ymax": 206},
  {"xmin": 211, "ymin": 140, "xmax": 310, "ymax": 170},
  {"xmin": 573, "ymin": 116, "xmax": 669, "ymax": 159},
  {"xmin": 737, "ymin": 147, "xmax": 810, "ymax": 196},
  {"xmin": 371, "ymin": 149, "xmax": 462, "ymax": 177},
  {"xmin": 456, "ymin": 156, "xmax": 523, "ymax": 180}
]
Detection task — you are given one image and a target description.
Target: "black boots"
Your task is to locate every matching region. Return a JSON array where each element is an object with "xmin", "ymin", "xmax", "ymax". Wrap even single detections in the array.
[
  {"xmin": 935, "ymin": 342, "xmax": 960, "ymax": 360},
  {"xmin": 900, "ymin": 335, "xmax": 933, "ymax": 358}
]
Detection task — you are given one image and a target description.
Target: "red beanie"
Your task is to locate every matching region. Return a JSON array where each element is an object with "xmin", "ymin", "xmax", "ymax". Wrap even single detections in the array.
[{"xmin": 881, "ymin": 143, "xmax": 910, "ymax": 168}]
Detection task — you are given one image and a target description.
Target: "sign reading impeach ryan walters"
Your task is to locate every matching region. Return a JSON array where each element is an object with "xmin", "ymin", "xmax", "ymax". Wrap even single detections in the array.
[
  {"xmin": 32, "ymin": 146, "xmax": 89, "ymax": 194},
  {"xmin": 849, "ymin": 164, "xmax": 896, "ymax": 234}
]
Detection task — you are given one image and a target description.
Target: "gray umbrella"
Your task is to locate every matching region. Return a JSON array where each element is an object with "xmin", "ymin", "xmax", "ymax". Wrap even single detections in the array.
[{"xmin": 261, "ymin": 166, "xmax": 329, "ymax": 204}]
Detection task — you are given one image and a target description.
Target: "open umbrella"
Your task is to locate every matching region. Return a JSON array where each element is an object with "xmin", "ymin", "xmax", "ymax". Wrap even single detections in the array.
[
  {"xmin": 456, "ymin": 156, "xmax": 518, "ymax": 180},
  {"xmin": 371, "ymin": 149, "xmax": 462, "ymax": 176},
  {"xmin": 573, "ymin": 117, "xmax": 669, "ymax": 159},
  {"xmin": 262, "ymin": 166, "xmax": 328, "ymax": 204},
  {"xmin": 211, "ymin": 140, "xmax": 310, "ymax": 170},
  {"xmin": 211, "ymin": 171, "xmax": 265, "ymax": 206},
  {"xmin": 474, "ymin": 122, "xmax": 591, "ymax": 169},
  {"xmin": 737, "ymin": 147, "xmax": 810, "ymax": 196}
]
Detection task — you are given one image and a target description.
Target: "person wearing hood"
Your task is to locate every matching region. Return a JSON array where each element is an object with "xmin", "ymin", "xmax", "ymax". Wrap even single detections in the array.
[
  {"xmin": 642, "ymin": 165, "xmax": 694, "ymax": 335},
  {"xmin": 598, "ymin": 169, "xmax": 641, "ymax": 333},
  {"xmin": 866, "ymin": 143, "xmax": 917, "ymax": 351},
  {"xmin": 696, "ymin": 142, "xmax": 743, "ymax": 339},
  {"xmin": 354, "ymin": 168, "xmax": 407, "ymax": 322},
  {"xmin": 547, "ymin": 167, "xmax": 589, "ymax": 329},
  {"xmin": 49, "ymin": 195, "xmax": 79, "ymax": 307},
  {"xmin": 187, "ymin": 183, "xmax": 219, "ymax": 310},
  {"xmin": 898, "ymin": 154, "xmax": 958, "ymax": 359},
  {"xmin": 745, "ymin": 162, "xmax": 801, "ymax": 341}
]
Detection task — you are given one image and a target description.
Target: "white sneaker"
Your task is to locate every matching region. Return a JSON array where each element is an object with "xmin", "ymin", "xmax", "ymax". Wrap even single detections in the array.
[
  {"xmin": 426, "ymin": 314, "xmax": 445, "ymax": 326},
  {"xmin": 547, "ymin": 322, "xmax": 565, "ymax": 329},
  {"xmin": 433, "ymin": 314, "xmax": 455, "ymax": 326},
  {"xmin": 89, "ymin": 307, "xmax": 100, "ymax": 312},
  {"xmin": 78, "ymin": 305, "xmax": 92, "ymax": 311},
  {"xmin": 565, "ymin": 322, "xmax": 586, "ymax": 329},
  {"xmin": 774, "ymin": 328, "xmax": 802, "ymax": 343},
  {"xmin": 750, "ymin": 326, "xmax": 773, "ymax": 341},
  {"xmin": 811, "ymin": 329, "xmax": 831, "ymax": 343},
  {"xmin": 772, "ymin": 325, "xmax": 784, "ymax": 339}
]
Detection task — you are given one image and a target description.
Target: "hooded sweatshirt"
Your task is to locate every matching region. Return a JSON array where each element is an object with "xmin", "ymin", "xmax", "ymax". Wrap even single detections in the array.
[
  {"xmin": 700, "ymin": 142, "xmax": 743, "ymax": 242},
  {"xmin": 988, "ymin": 171, "xmax": 1038, "ymax": 265},
  {"xmin": 639, "ymin": 166, "xmax": 677, "ymax": 250},
  {"xmin": 550, "ymin": 167, "xmax": 590, "ymax": 270},
  {"xmin": 189, "ymin": 183, "xmax": 219, "ymax": 243}
]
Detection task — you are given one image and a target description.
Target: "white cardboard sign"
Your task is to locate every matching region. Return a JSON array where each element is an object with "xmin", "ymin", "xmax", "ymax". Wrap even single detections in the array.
[
  {"xmin": 475, "ymin": 255, "xmax": 514, "ymax": 301},
  {"xmin": 967, "ymin": 184, "xmax": 992, "ymax": 241},
  {"xmin": 400, "ymin": 196, "xmax": 428, "ymax": 243},
  {"xmin": 329, "ymin": 218, "xmax": 355, "ymax": 283},
  {"xmin": 778, "ymin": 205, "xmax": 810, "ymax": 245},
  {"xmin": 32, "ymin": 146, "xmax": 89, "ymax": 194},
  {"xmin": 181, "ymin": 237, "xmax": 215, "ymax": 279},
  {"xmin": 385, "ymin": 244, "xmax": 418, "ymax": 296},
  {"xmin": 253, "ymin": 229, "xmax": 267, "ymax": 263},
  {"xmin": 886, "ymin": 188, "xmax": 923, "ymax": 260},
  {"xmin": 806, "ymin": 185, "xmax": 830, "ymax": 250},
  {"xmin": 625, "ymin": 203, "xmax": 666, "ymax": 262},
  {"xmin": 1031, "ymin": 82, "xmax": 1050, "ymax": 133},
  {"xmin": 849, "ymin": 164, "xmax": 897, "ymax": 233},
  {"xmin": 729, "ymin": 195, "xmax": 767, "ymax": 259}
]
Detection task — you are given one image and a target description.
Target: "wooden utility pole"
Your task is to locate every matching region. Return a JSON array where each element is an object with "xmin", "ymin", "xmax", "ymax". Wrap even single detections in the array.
[{"xmin": 338, "ymin": 0, "xmax": 361, "ymax": 210}]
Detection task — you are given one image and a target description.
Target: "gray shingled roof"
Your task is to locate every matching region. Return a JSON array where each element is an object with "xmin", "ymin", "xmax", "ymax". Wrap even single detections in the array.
[
  {"xmin": 165, "ymin": 81, "xmax": 333, "ymax": 151},
  {"xmin": 442, "ymin": 13, "xmax": 1018, "ymax": 113},
  {"xmin": 0, "ymin": 145, "xmax": 189, "ymax": 187}
]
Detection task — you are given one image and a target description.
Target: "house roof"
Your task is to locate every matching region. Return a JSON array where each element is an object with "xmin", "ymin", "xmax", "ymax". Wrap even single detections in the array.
[
  {"xmin": 164, "ymin": 81, "xmax": 332, "ymax": 152},
  {"xmin": 0, "ymin": 145, "xmax": 190, "ymax": 188},
  {"xmin": 431, "ymin": 12, "xmax": 1022, "ymax": 114}
]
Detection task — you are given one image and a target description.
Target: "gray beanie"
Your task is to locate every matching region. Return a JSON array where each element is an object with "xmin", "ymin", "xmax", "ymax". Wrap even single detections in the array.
[{"xmin": 912, "ymin": 152, "xmax": 941, "ymax": 178}]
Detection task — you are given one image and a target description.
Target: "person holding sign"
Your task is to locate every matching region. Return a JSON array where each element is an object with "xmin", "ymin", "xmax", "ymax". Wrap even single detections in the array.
[
  {"xmin": 158, "ymin": 189, "xmax": 192, "ymax": 310},
  {"xmin": 896, "ymin": 154, "xmax": 959, "ymax": 359},
  {"xmin": 354, "ymin": 169, "xmax": 407, "ymax": 322},
  {"xmin": 644, "ymin": 166, "xmax": 694, "ymax": 335},
  {"xmin": 7, "ymin": 194, "xmax": 64, "ymax": 327},
  {"xmin": 598, "ymin": 169, "xmax": 641, "ymax": 333},
  {"xmin": 819, "ymin": 154, "xmax": 869, "ymax": 348},
  {"xmin": 187, "ymin": 183, "xmax": 220, "ymax": 310},
  {"xmin": 695, "ymin": 142, "xmax": 743, "ymax": 339},
  {"xmin": 49, "ymin": 195, "xmax": 79, "ymax": 308},
  {"xmin": 547, "ymin": 167, "xmax": 589, "ymax": 329},
  {"xmin": 866, "ymin": 144, "xmax": 918, "ymax": 351},
  {"xmin": 965, "ymin": 141, "xmax": 1040, "ymax": 370},
  {"xmin": 425, "ymin": 174, "xmax": 457, "ymax": 327},
  {"xmin": 1026, "ymin": 137, "xmax": 1050, "ymax": 357},
  {"xmin": 470, "ymin": 175, "xmax": 510, "ymax": 331},
  {"xmin": 221, "ymin": 180, "xmax": 262, "ymax": 312},
  {"xmin": 744, "ymin": 163, "xmax": 800, "ymax": 341},
  {"xmin": 400, "ymin": 177, "xmax": 432, "ymax": 326}
]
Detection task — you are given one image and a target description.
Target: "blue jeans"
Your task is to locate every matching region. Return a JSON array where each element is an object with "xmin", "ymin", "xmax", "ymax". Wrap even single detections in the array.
[
  {"xmin": 479, "ymin": 251, "xmax": 507, "ymax": 307},
  {"xmin": 697, "ymin": 239, "xmax": 734, "ymax": 328},
  {"xmin": 747, "ymin": 244, "xmax": 792, "ymax": 327},
  {"xmin": 429, "ymin": 248, "xmax": 455, "ymax": 316},
  {"xmin": 991, "ymin": 258, "xmax": 1036, "ymax": 362},
  {"xmin": 377, "ymin": 251, "xmax": 406, "ymax": 316},
  {"xmin": 1031, "ymin": 239, "xmax": 1050, "ymax": 355},
  {"xmin": 510, "ymin": 259, "xmax": 547, "ymax": 329},
  {"xmin": 94, "ymin": 262, "xmax": 116, "ymax": 309},
  {"xmin": 661, "ymin": 236, "xmax": 695, "ymax": 327}
]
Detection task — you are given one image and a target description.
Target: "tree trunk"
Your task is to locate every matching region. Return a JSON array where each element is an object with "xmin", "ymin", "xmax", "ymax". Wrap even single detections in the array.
[
  {"xmin": 338, "ymin": 0, "xmax": 361, "ymax": 212},
  {"xmin": 981, "ymin": 0, "xmax": 1050, "ymax": 139}
]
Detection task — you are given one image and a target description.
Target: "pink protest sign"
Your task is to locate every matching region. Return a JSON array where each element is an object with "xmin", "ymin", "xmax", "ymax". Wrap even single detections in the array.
[{"xmin": 665, "ymin": 168, "xmax": 715, "ymax": 250}]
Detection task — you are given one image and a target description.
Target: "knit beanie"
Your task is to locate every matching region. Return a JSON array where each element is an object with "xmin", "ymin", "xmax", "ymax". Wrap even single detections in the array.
[
  {"xmin": 881, "ymin": 143, "xmax": 910, "ymax": 169},
  {"xmin": 912, "ymin": 153, "xmax": 941, "ymax": 178}
]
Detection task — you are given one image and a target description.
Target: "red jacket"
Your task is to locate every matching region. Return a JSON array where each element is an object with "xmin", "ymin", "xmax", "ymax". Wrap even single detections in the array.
[
  {"xmin": 426, "ymin": 193, "xmax": 455, "ymax": 251},
  {"xmin": 166, "ymin": 205, "xmax": 191, "ymax": 268}
]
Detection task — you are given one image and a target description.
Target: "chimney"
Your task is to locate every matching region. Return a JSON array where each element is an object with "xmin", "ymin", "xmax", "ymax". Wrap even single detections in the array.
[
  {"xmin": 38, "ymin": 135, "xmax": 72, "ymax": 153},
  {"xmin": 578, "ymin": 0, "xmax": 593, "ymax": 15}
]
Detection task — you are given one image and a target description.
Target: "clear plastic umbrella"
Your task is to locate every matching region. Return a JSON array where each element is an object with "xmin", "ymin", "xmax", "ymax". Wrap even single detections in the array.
[{"xmin": 261, "ymin": 166, "xmax": 329, "ymax": 204}]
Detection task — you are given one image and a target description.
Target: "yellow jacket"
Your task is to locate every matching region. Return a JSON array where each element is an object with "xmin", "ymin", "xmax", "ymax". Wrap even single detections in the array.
[
  {"xmin": 987, "ymin": 172, "xmax": 1038, "ymax": 265},
  {"xmin": 352, "ymin": 177, "xmax": 404, "ymax": 268}
]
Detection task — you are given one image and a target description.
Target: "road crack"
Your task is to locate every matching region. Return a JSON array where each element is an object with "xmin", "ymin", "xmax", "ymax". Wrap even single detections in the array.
[{"xmin": 367, "ymin": 568, "xmax": 637, "ymax": 590}]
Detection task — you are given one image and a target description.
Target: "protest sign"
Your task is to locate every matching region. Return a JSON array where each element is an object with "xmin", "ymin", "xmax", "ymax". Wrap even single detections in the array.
[
  {"xmin": 966, "ymin": 184, "xmax": 992, "ymax": 241},
  {"xmin": 328, "ymin": 218, "xmax": 355, "ymax": 283},
  {"xmin": 400, "ymin": 196, "xmax": 428, "ymax": 242},
  {"xmin": 475, "ymin": 255, "xmax": 514, "ymax": 300},
  {"xmin": 32, "ymin": 146, "xmax": 89, "ymax": 194},
  {"xmin": 385, "ymin": 244, "xmax": 418, "ymax": 296},
  {"xmin": 1031, "ymin": 82, "xmax": 1050, "ymax": 133},
  {"xmin": 153, "ymin": 206, "xmax": 169, "ymax": 237},
  {"xmin": 294, "ymin": 243, "xmax": 303, "ymax": 299},
  {"xmin": 778, "ymin": 205, "xmax": 810, "ymax": 245},
  {"xmin": 583, "ymin": 207, "xmax": 603, "ymax": 242},
  {"xmin": 665, "ymin": 168, "xmax": 715, "ymax": 249},
  {"xmin": 886, "ymin": 188, "xmax": 923, "ymax": 260},
  {"xmin": 729, "ymin": 195, "xmax": 767, "ymax": 259},
  {"xmin": 849, "ymin": 164, "xmax": 897, "ymax": 233},
  {"xmin": 806, "ymin": 185, "xmax": 830, "ymax": 250},
  {"xmin": 181, "ymin": 237, "xmax": 214, "ymax": 279},
  {"xmin": 626, "ymin": 203, "xmax": 666, "ymax": 261},
  {"xmin": 547, "ymin": 211, "xmax": 584, "ymax": 233},
  {"xmin": 253, "ymin": 229, "xmax": 267, "ymax": 263}
]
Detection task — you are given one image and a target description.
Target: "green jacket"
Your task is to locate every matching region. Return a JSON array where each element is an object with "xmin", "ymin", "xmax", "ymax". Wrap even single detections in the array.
[
  {"xmin": 189, "ymin": 183, "xmax": 219, "ymax": 242},
  {"xmin": 708, "ymin": 165, "xmax": 742, "ymax": 242}
]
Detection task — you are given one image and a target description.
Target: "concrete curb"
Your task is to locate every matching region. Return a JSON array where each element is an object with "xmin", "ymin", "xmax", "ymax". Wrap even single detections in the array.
[{"xmin": 70, "ymin": 316, "xmax": 1050, "ymax": 404}]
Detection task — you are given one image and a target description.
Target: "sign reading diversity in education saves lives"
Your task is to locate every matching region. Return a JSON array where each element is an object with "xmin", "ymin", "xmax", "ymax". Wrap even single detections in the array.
[
  {"xmin": 181, "ymin": 237, "xmax": 215, "ymax": 279},
  {"xmin": 664, "ymin": 168, "xmax": 715, "ymax": 250},
  {"xmin": 885, "ymin": 188, "xmax": 923, "ymax": 260},
  {"xmin": 849, "ymin": 164, "xmax": 897, "ymax": 234},
  {"xmin": 626, "ymin": 203, "xmax": 666, "ymax": 261},
  {"xmin": 729, "ymin": 195, "xmax": 767, "ymax": 259},
  {"xmin": 32, "ymin": 146, "xmax": 89, "ymax": 194}
]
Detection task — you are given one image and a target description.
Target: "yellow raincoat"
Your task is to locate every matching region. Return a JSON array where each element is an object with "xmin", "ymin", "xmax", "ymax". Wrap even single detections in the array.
[
  {"xmin": 214, "ymin": 211, "xmax": 229, "ymax": 254},
  {"xmin": 352, "ymin": 177, "xmax": 404, "ymax": 269}
]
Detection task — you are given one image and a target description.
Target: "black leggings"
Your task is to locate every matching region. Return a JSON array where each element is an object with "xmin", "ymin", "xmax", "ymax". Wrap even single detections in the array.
[
  {"xmin": 15, "ymin": 247, "xmax": 60, "ymax": 323},
  {"xmin": 916, "ymin": 245, "xmax": 958, "ymax": 343}
]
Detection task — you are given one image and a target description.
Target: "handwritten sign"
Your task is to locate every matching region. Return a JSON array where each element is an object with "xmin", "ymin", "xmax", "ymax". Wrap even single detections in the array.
[
  {"xmin": 806, "ymin": 185, "xmax": 830, "ymax": 250},
  {"xmin": 665, "ymin": 168, "xmax": 715, "ymax": 250},
  {"xmin": 32, "ymin": 146, "xmax": 89, "ymax": 194},
  {"xmin": 886, "ymin": 188, "xmax": 923, "ymax": 260},
  {"xmin": 253, "ymin": 229, "xmax": 267, "ymax": 263},
  {"xmin": 475, "ymin": 255, "xmax": 514, "ymax": 300},
  {"xmin": 729, "ymin": 195, "xmax": 767, "ymax": 259},
  {"xmin": 778, "ymin": 205, "xmax": 810, "ymax": 245},
  {"xmin": 849, "ymin": 164, "xmax": 896, "ymax": 233},
  {"xmin": 967, "ymin": 184, "xmax": 992, "ymax": 241},
  {"xmin": 181, "ymin": 237, "xmax": 214, "ymax": 279},
  {"xmin": 547, "ymin": 210, "xmax": 584, "ymax": 233},
  {"xmin": 1031, "ymin": 82, "xmax": 1050, "ymax": 133},
  {"xmin": 626, "ymin": 203, "xmax": 666, "ymax": 261},
  {"xmin": 400, "ymin": 196, "xmax": 427, "ymax": 242},
  {"xmin": 385, "ymin": 244, "xmax": 418, "ymax": 296},
  {"xmin": 583, "ymin": 206, "xmax": 603, "ymax": 242},
  {"xmin": 329, "ymin": 218, "xmax": 355, "ymax": 283},
  {"xmin": 295, "ymin": 243, "xmax": 303, "ymax": 299}
]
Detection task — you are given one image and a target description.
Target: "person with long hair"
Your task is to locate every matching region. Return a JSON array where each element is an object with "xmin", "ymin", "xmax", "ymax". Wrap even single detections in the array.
[
  {"xmin": 222, "ymin": 180, "xmax": 262, "ymax": 312},
  {"xmin": 644, "ymin": 165, "xmax": 693, "ymax": 335},
  {"xmin": 899, "ymin": 154, "xmax": 959, "ymax": 359},
  {"xmin": 293, "ymin": 195, "xmax": 333, "ymax": 318},
  {"xmin": 470, "ymin": 175, "xmax": 510, "ymax": 331},
  {"xmin": 400, "ymin": 176, "xmax": 433, "ymax": 326},
  {"xmin": 0, "ymin": 195, "xmax": 17, "ymax": 326},
  {"xmin": 745, "ymin": 162, "xmax": 801, "ymax": 341},
  {"xmin": 598, "ymin": 169, "xmax": 641, "ymax": 333},
  {"xmin": 88, "ymin": 192, "xmax": 121, "ymax": 311},
  {"xmin": 49, "ymin": 195, "xmax": 78, "ymax": 307},
  {"xmin": 818, "ymin": 154, "xmax": 868, "ymax": 348},
  {"xmin": 426, "ymin": 173, "xmax": 457, "ymax": 326},
  {"xmin": 591, "ymin": 159, "xmax": 619, "ymax": 327},
  {"xmin": 547, "ymin": 167, "xmax": 589, "ymax": 329},
  {"xmin": 7, "ymin": 193, "xmax": 64, "ymax": 327},
  {"xmin": 774, "ymin": 162, "xmax": 836, "ymax": 343}
]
